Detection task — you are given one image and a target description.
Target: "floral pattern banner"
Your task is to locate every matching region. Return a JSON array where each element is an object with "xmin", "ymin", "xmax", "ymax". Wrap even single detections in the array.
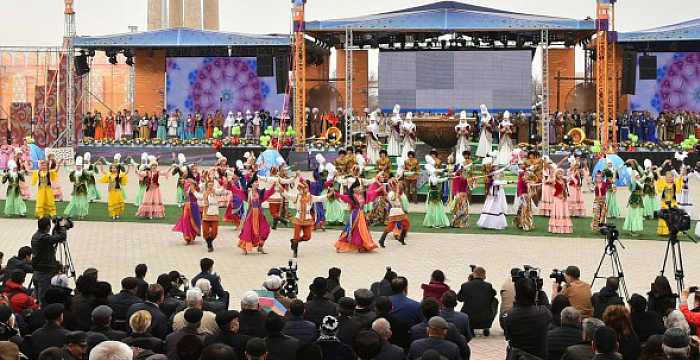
[
  {"xmin": 631, "ymin": 52, "xmax": 700, "ymax": 115},
  {"xmin": 165, "ymin": 57, "xmax": 287, "ymax": 115}
]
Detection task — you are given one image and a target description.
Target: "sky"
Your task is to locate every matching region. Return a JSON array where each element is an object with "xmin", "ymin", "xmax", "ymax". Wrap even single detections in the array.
[{"xmin": 0, "ymin": 0, "xmax": 698, "ymax": 47}]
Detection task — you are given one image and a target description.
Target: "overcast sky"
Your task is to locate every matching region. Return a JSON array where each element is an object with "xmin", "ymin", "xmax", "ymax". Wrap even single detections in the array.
[{"xmin": 0, "ymin": 0, "xmax": 698, "ymax": 46}]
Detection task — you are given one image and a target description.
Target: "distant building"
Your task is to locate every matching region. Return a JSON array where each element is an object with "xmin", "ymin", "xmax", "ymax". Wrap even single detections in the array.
[{"xmin": 148, "ymin": 0, "xmax": 219, "ymax": 31}]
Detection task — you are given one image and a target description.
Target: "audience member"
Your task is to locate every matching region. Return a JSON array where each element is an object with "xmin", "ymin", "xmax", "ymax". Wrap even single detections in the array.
[
  {"xmin": 262, "ymin": 275, "xmax": 292, "ymax": 309},
  {"xmin": 628, "ymin": 293, "xmax": 665, "ymax": 342},
  {"xmin": 591, "ymin": 277, "xmax": 624, "ymax": 320},
  {"xmin": 126, "ymin": 284, "xmax": 169, "ymax": 339},
  {"xmin": 353, "ymin": 330, "xmax": 383, "ymax": 360},
  {"xmin": 176, "ymin": 333, "xmax": 205, "ymax": 360},
  {"xmin": 3, "ymin": 246, "xmax": 33, "ymax": 278},
  {"xmin": 107, "ymin": 277, "xmax": 142, "ymax": 331},
  {"xmin": 457, "ymin": 266, "xmax": 497, "ymax": 336},
  {"xmin": 353, "ymin": 289, "xmax": 376, "ymax": 330},
  {"xmin": 408, "ymin": 316, "xmax": 460, "ymax": 360},
  {"xmin": 283, "ymin": 299, "xmax": 317, "ymax": 345},
  {"xmin": 409, "ymin": 297, "xmax": 469, "ymax": 359},
  {"xmin": 679, "ymin": 287, "xmax": 700, "ymax": 337},
  {"xmin": 172, "ymin": 289, "xmax": 218, "ymax": 335},
  {"xmin": 0, "ymin": 341, "xmax": 21, "ymax": 360},
  {"xmin": 200, "ymin": 343, "xmax": 238, "ymax": 360},
  {"xmin": 326, "ymin": 267, "xmax": 346, "ymax": 303},
  {"xmin": 205, "ymin": 310, "xmax": 249, "ymax": 359},
  {"xmin": 664, "ymin": 310, "xmax": 690, "ymax": 334},
  {"xmin": 29, "ymin": 303, "xmax": 70, "ymax": 358},
  {"xmin": 547, "ymin": 306, "xmax": 583, "ymax": 360},
  {"xmin": 0, "ymin": 305, "xmax": 21, "ymax": 346},
  {"xmin": 305, "ymin": 278, "xmax": 338, "ymax": 327},
  {"xmin": 135, "ymin": 264, "xmax": 149, "ymax": 300},
  {"xmin": 375, "ymin": 295, "xmax": 410, "ymax": 349},
  {"xmin": 191, "ymin": 258, "xmax": 230, "ymax": 310},
  {"xmin": 2, "ymin": 270, "xmax": 38, "ymax": 315},
  {"xmin": 265, "ymin": 312, "xmax": 300, "ymax": 360},
  {"xmin": 166, "ymin": 308, "xmax": 205, "ymax": 359},
  {"xmin": 62, "ymin": 331, "xmax": 88, "ymax": 360},
  {"xmin": 122, "ymin": 310, "xmax": 164, "ymax": 353},
  {"xmin": 662, "ymin": 327, "xmax": 691, "ymax": 360},
  {"xmin": 390, "ymin": 276, "xmax": 423, "ymax": 328},
  {"xmin": 498, "ymin": 268, "xmax": 520, "ymax": 328},
  {"xmin": 553, "ymin": 266, "xmax": 593, "ymax": 318},
  {"xmin": 314, "ymin": 316, "xmax": 354, "ymax": 360},
  {"xmin": 195, "ymin": 278, "xmax": 227, "ymax": 314},
  {"xmin": 336, "ymin": 297, "xmax": 362, "ymax": 346},
  {"xmin": 371, "ymin": 318, "xmax": 405, "ymax": 360},
  {"xmin": 639, "ymin": 334, "xmax": 665, "ymax": 360},
  {"xmin": 647, "ymin": 275, "xmax": 677, "ymax": 317},
  {"xmin": 602, "ymin": 305, "xmax": 640, "ymax": 360},
  {"xmin": 88, "ymin": 340, "xmax": 133, "ymax": 360},
  {"xmin": 561, "ymin": 317, "xmax": 605, "ymax": 360},
  {"xmin": 88, "ymin": 305, "xmax": 127, "ymax": 341},
  {"xmin": 440, "ymin": 290, "xmax": 471, "ymax": 340},
  {"xmin": 371, "ymin": 268, "xmax": 397, "ymax": 297},
  {"xmin": 245, "ymin": 337, "xmax": 268, "ymax": 360},
  {"xmin": 37, "ymin": 347, "xmax": 64, "ymax": 360},
  {"xmin": 502, "ymin": 277, "xmax": 552, "ymax": 359},
  {"xmin": 239, "ymin": 291, "xmax": 267, "ymax": 338},
  {"xmin": 421, "ymin": 270, "xmax": 450, "ymax": 301},
  {"xmin": 551, "ymin": 294, "xmax": 572, "ymax": 327},
  {"xmin": 592, "ymin": 326, "xmax": 620, "ymax": 360}
]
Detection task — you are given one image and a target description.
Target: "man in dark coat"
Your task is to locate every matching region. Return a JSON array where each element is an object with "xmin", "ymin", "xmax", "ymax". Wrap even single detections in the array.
[
  {"xmin": 561, "ymin": 317, "xmax": 605, "ymax": 360},
  {"xmin": 389, "ymin": 277, "xmax": 422, "ymax": 328},
  {"xmin": 126, "ymin": 284, "xmax": 170, "ymax": 339},
  {"xmin": 407, "ymin": 317, "xmax": 460, "ymax": 360},
  {"xmin": 239, "ymin": 291, "xmax": 267, "ymax": 338},
  {"xmin": 628, "ymin": 294, "xmax": 664, "ymax": 343},
  {"xmin": 165, "ymin": 308, "xmax": 204, "ymax": 360},
  {"xmin": 547, "ymin": 306, "xmax": 583, "ymax": 360},
  {"xmin": 372, "ymin": 318, "xmax": 408, "ymax": 360},
  {"xmin": 409, "ymin": 298, "xmax": 469, "ymax": 360},
  {"xmin": 283, "ymin": 299, "xmax": 317, "ymax": 345},
  {"xmin": 88, "ymin": 305, "xmax": 127, "ymax": 341},
  {"xmin": 371, "ymin": 268, "xmax": 397, "ymax": 298},
  {"xmin": 375, "ymin": 296, "xmax": 410, "ymax": 350},
  {"xmin": 191, "ymin": 258, "xmax": 229, "ymax": 309},
  {"xmin": 315, "ymin": 315, "xmax": 354, "ymax": 360},
  {"xmin": 27, "ymin": 303, "xmax": 70, "ymax": 358},
  {"xmin": 336, "ymin": 297, "xmax": 362, "ymax": 346},
  {"xmin": 502, "ymin": 277, "xmax": 552, "ymax": 360},
  {"xmin": 591, "ymin": 277, "xmax": 624, "ymax": 320},
  {"xmin": 265, "ymin": 313, "xmax": 300, "ymax": 360},
  {"xmin": 108, "ymin": 277, "xmax": 142, "ymax": 331},
  {"xmin": 3, "ymin": 246, "xmax": 33, "ymax": 278},
  {"xmin": 205, "ymin": 310, "xmax": 250, "ymax": 360},
  {"xmin": 353, "ymin": 289, "xmax": 377, "ymax": 330},
  {"xmin": 304, "ymin": 277, "xmax": 338, "ymax": 327},
  {"xmin": 440, "ymin": 290, "xmax": 472, "ymax": 340},
  {"xmin": 134, "ymin": 264, "xmax": 149, "ymax": 300},
  {"xmin": 456, "ymin": 266, "xmax": 497, "ymax": 335}
]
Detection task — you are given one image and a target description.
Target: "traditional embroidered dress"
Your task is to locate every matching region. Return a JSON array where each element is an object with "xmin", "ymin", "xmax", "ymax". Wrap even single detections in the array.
[
  {"xmin": 455, "ymin": 111, "xmax": 471, "ymax": 163},
  {"xmin": 548, "ymin": 177, "xmax": 573, "ymax": 234},
  {"xmin": 388, "ymin": 106, "xmax": 402, "ymax": 157},
  {"xmin": 591, "ymin": 177, "xmax": 609, "ymax": 231},
  {"xmin": 335, "ymin": 188, "xmax": 380, "ymax": 253},
  {"xmin": 224, "ymin": 180, "xmax": 246, "ymax": 228},
  {"xmin": 197, "ymin": 186, "xmax": 226, "ymax": 251},
  {"xmin": 449, "ymin": 168, "xmax": 472, "ymax": 228},
  {"xmin": 136, "ymin": 169, "xmax": 166, "ymax": 218},
  {"xmin": 134, "ymin": 167, "xmax": 147, "ymax": 207},
  {"xmin": 643, "ymin": 171, "xmax": 659, "ymax": 219},
  {"xmin": 366, "ymin": 114, "xmax": 380, "ymax": 165},
  {"xmin": 172, "ymin": 165, "xmax": 187, "ymax": 206},
  {"xmin": 568, "ymin": 168, "xmax": 585, "ymax": 217},
  {"xmin": 477, "ymin": 176, "xmax": 508, "ymax": 230},
  {"xmin": 623, "ymin": 178, "xmax": 644, "ymax": 234},
  {"xmin": 264, "ymin": 172, "xmax": 294, "ymax": 229},
  {"xmin": 403, "ymin": 157, "xmax": 420, "ymax": 203},
  {"xmin": 515, "ymin": 170, "xmax": 534, "ymax": 231},
  {"xmin": 496, "ymin": 113, "xmax": 514, "ymax": 166},
  {"xmin": 400, "ymin": 114, "xmax": 417, "ymax": 160},
  {"xmin": 309, "ymin": 171, "xmax": 332, "ymax": 230},
  {"xmin": 234, "ymin": 185, "xmax": 276, "ymax": 253},
  {"xmin": 17, "ymin": 159, "xmax": 31, "ymax": 200},
  {"xmin": 85, "ymin": 163, "xmax": 101, "ymax": 201},
  {"xmin": 376, "ymin": 156, "xmax": 391, "ymax": 178},
  {"xmin": 64, "ymin": 170, "xmax": 91, "ymax": 218},
  {"xmin": 379, "ymin": 188, "xmax": 410, "ymax": 247},
  {"xmin": 476, "ymin": 104, "xmax": 493, "ymax": 158},
  {"xmin": 2, "ymin": 170, "xmax": 27, "ymax": 216},
  {"xmin": 676, "ymin": 172, "xmax": 694, "ymax": 215},
  {"xmin": 604, "ymin": 168, "xmax": 621, "ymax": 218},
  {"xmin": 284, "ymin": 188, "xmax": 327, "ymax": 257},
  {"xmin": 423, "ymin": 176, "xmax": 450, "ymax": 228},
  {"xmin": 101, "ymin": 171, "xmax": 127, "ymax": 218},
  {"xmin": 539, "ymin": 167, "xmax": 554, "ymax": 216},
  {"xmin": 32, "ymin": 169, "xmax": 58, "ymax": 218},
  {"xmin": 656, "ymin": 176, "xmax": 682, "ymax": 235},
  {"xmin": 48, "ymin": 159, "xmax": 63, "ymax": 201},
  {"xmin": 172, "ymin": 181, "xmax": 202, "ymax": 243}
]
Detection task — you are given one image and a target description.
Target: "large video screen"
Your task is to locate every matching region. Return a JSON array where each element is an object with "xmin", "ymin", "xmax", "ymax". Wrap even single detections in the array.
[
  {"xmin": 630, "ymin": 52, "xmax": 700, "ymax": 115},
  {"xmin": 166, "ymin": 57, "xmax": 287, "ymax": 114},
  {"xmin": 378, "ymin": 50, "xmax": 532, "ymax": 112}
]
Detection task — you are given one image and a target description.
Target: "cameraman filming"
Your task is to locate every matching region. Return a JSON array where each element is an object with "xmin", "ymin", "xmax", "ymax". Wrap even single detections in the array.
[
  {"xmin": 551, "ymin": 266, "xmax": 593, "ymax": 318},
  {"xmin": 502, "ymin": 277, "xmax": 552, "ymax": 359},
  {"xmin": 30, "ymin": 217, "xmax": 68, "ymax": 305}
]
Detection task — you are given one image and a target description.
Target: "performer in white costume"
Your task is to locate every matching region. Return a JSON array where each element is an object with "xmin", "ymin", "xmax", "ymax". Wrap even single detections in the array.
[
  {"xmin": 223, "ymin": 111, "xmax": 236, "ymax": 136},
  {"xmin": 455, "ymin": 110, "xmax": 471, "ymax": 164},
  {"xmin": 388, "ymin": 105, "xmax": 402, "ymax": 157},
  {"xmin": 366, "ymin": 112, "xmax": 381, "ymax": 165},
  {"xmin": 400, "ymin": 112, "xmax": 417, "ymax": 159},
  {"xmin": 497, "ymin": 111, "xmax": 514, "ymax": 166},
  {"xmin": 475, "ymin": 104, "xmax": 493, "ymax": 158}
]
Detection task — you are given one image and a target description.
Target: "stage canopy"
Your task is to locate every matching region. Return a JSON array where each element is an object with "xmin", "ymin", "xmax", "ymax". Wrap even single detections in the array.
[
  {"xmin": 618, "ymin": 17, "xmax": 700, "ymax": 51},
  {"xmin": 74, "ymin": 28, "xmax": 290, "ymax": 48},
  {"xmin": 305, "ymin": 1, "xmax": 595, "ymax": 47}
]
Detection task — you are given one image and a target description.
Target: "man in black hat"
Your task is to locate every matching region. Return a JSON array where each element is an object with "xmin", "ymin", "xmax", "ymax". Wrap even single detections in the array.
[
  {"xmin": 29, "ymin": 303, "xmax": 69, "ymax": 358},
  {"xmin": 662, "ymin": 327, "xmax": 691, "ymax": 360},
  {"xmin": 205, "ymin": 310, "xmax": 250, "ymax": 359},
  {"xmin": 304, "ymin": 277, "xmax": 338, "ymax": 327},
  {"xmin": 264, "ymin": 313, "xmax": 300, "ymax": 360},
  {"xmin": 62, "ymin": 331, "xmax": 87, "ymax": 360},
  {"xmin": 166, "ymin": 308, "xmax": 205, "ymax": 360},
  {"xmin": 354, "ymin": 289, "xmax": 377, "ymax": 330},
  {"xmin": 336, "ymin": 297, "xmax": 362, "ymax": 346}
]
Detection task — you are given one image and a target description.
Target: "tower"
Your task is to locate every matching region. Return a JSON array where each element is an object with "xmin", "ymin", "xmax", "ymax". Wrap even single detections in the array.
[
  {"xmin": 147, "ymin": 0, "xmax": 219, "ymax": 30},
  {"xmin": 64, "ymin": 0, "xmax": 76, "ymax": 146},
  {"xmin": 595, "ymin": 0, "xmax": 617, "ymax": 149},
  {"xmin": 292, "ymin": 0, "xmax": 307, "ymax": 148}
]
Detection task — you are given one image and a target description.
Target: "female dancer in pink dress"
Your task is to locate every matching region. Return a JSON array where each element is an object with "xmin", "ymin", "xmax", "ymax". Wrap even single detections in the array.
[
  {"xmin": 136, "ymin": 158, "xmax": 167, "ymax": 219},
  {"xmin": 568, "ymin": 158, "xmax": 586, "ymax": 217},
  {"xmin": 334, "ymin": 180, "xmax": 380, "ymax": 253},
  {"xmin": 231, "ymin": 174, "xmax": 276, "ymax": 255},
  {"xmin": 172, "ymin": 174, "xmax": 202, "ymax": 244},
  {"xmin": 549, "ymin": 169, "xmax": 573, "ymax": 233},
  {"xmin": 539, "ymin": 159, "xmax": 554, "ymax": 216}
]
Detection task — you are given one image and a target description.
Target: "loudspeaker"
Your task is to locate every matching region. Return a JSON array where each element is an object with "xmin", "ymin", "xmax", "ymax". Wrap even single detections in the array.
[
  {"xmin": 275, "ymin": 56, "xmax": 289, "ymax": 94},
  {"xmin": 639, "ymin": 55, "xmax": 657, "ymax": 80},
  {"xmin": 256, "ymin": 56, "xmax": 274, "ymax": 77},
  {"xmin": 622, "ymin": 51, "xmax": 636, "ymax": 95},
  {"xmin": 74, "ymin": 55, "xmax": 90, "ymax": 76}
]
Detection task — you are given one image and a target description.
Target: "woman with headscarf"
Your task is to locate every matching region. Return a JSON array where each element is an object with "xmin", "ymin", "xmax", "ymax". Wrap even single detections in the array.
[
  {"xmin": 1, "ymin": 160, "xmax": 27, "ymax": 216},
  {"xmin": 400, "ymin": 112, "xmax": 416, "ymax": 160},
  {"xmin": 422, "ymin": 162, "xmax": 450, "ymax": 229},
  {"xmin": 655, "ymin": 161, "xmax": 682, "ymax": 235},
  {"xmin": 623, "ymin": 170, "xmax": 645, "ymax": 235},
  {"xmin": 100, "ymin": 162, "xmax": 128, "ymax": 220},
  {"xmin": 171, "ymin": 154, "xmax": 188, "ymax": 207},
  {"xmin": 223, "ymin": 111, "xmax": 235, "ymax": 138},
  {"xmin": 475, "ymin": 104, "xmax": 493, "ymax": 158},
  {"xmin": 497, "ymin": 111, "xmax": 514, "ymax": 166},
  {"xmin": 455, "ymin": 110, "xmax": 471, "ymax": 164},
  {"xmin": 365, "ymin": 112, "xmax": 380, "ymax": 165},
  {"xmin": 477, "ymin": 159, "xmax": 508, "ymax": 230},
  {"xmin": 567, "ymin": 158, "xmax": 585, "ymax": 217},
  {"xmin": 647, "ymin": 275, "xmax": 677, "ymax": 317},
  {"xmin": 388, "ymin": 105, "xmax": 402, "ymax": 157},
  {"xmin": 83, "ymin": 152, "xmax": 100, "ymax": 202},
  {"xmin": 47, "ymin": 153, "xmax": 64, "ymax": 202}
]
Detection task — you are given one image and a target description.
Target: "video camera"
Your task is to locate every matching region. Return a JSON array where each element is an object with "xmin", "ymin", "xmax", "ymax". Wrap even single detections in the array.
[
  {"xmin": 271, "ymin": 259, "xmax": 299, "ymax": 299},
  {"xmin": 599, "ymin": 223, "xmax": 619, "ymax": 243},
  {"xmin": 513, "ymin": 265, "xmax": 545, "ymax": 304},
  {"xmin": 654, "ymin": 206, "xmax": 691, "ymax": 234},
  {"xmin": 550, "ymin": 269, "xmax": 566, "ymax": 284},
  {"xmin": 52, "ymin": 216, "xmax": 74, "ymax": 230}
]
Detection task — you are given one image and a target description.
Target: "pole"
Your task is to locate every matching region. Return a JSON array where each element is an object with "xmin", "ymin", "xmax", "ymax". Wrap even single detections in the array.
[{"xmin": 64, "ymin": 0, "xmax": 76, "ymax": 147}]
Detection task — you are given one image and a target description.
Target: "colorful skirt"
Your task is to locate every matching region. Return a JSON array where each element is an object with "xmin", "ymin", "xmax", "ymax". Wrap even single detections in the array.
[
  {"xmin": 134, "ymin": 185, "xmax": 146, "ymax": 207},
  {"xmin": 35, "ymin": 186, "xmax": 57, "ymax": 218},
  {"xmin": 172, "ymin": 202, "xmax": 202, "ymax": 243},
  {"xmin": 64, "ymin": 194, "xmax": 89, "ymax": 218},
  {"xmin": 238, "ymin": 207, "xmax": 271, "ymax": 251},
  {"xmin": 606, "ymin": 191, "xmax": 620, "ymax": 218},
  {"xmin": 591, "ymin": 197, "xmax": 608, "ymax": 231},
  {"xmin": 157, "ymin": 126, "xmax": 167, "ymax": 141},
  {"xmin": 225, "ymin": 195, "xmax": 246, "ymax": 226},
  {"xmin": 19, "ymin": 180, "xmax": 31, "ymax": 200},
  {"xmin": 325, "ymin": 199, "xmax": 346, "ymax": 224},
  {"xmin": 539, "ymin": 184, "xmax": 553, "ymax": 216},
  {"xmin": 623, "ymin": 207, "xmax": 644, "ymax": 233},
  {"xmin": 4, "ymin": 192, "xmax": 27, "ymax": 216},
  {"xmin": 548, "ymin": 196, "xmax": 573, "ymax": 233},
  {"xmin": 87, "ymin": 181, "xmax": 101, "ymax": 201},
  {"xmin": 136, "ymin": 188, "xmax": 165, "ymax": 218},
  {"xmin": 449, "ymin": 195, "xmax": 470, "ymax": 228},
  {"xmin": 568, "ymin": 185, "xmax": 585, "ymax": 217},
  {"xmin": 477, "ymin": 191, "xmax": 508, "ymax": 230},
  {"xmin": 335, "ymin": 210, "xmax": 378, "ymax": 253},
  {"xmin": 423, "ymin": 200, "xmax": 450, "ymax": 228},
  {"xmin": 515, "ymin": 194, "xmax": 534, "ymax": 231},
  {"xmin": 176, "ymin": 186, "xmax": 186, "ymax": 205},
  {"xmin": 107, "ymin": 189, "xmax": 125, "ymax": 218},
  {"xmin": 643, "ymin": 195, "xmax": 659, "ymax": 218}
]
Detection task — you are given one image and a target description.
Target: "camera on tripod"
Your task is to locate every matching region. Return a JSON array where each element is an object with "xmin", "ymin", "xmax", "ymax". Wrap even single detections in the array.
[
  {"xmin": 513, "ymin": 265, "xmax": 544, "ymax": 304},
  {"xmin": 654, "ymin": 207, "xmax": 691, "ymax": 233},
  {"xmin": 599, "ymin": 223, "xmax": 619, "ymax": 242},
  {"xmin": 273, "ymin": 259, "xmax": 299, "ymax": 299},
  {"xmin": 53, "ymin": 217, "xmax": 74, "ymax": 230}
]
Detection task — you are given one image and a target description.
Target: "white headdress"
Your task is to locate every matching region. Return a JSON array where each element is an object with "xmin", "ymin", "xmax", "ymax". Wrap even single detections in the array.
[
  {"xmin": 7, "ymin": 159, "xmax": 17, "ymax": 171},
  {"xmin": 315, "ymin": 154, "xmax": 326, "ymax": 166},
  {"xmin": 424, "ymin": 154, "xmax": 436, "ymax": 166},
  {"xmin": 393, "ymin": 104, "xmax": 401, "ymax": 114},
  {"xmin": 324, "ymin": 162, "xmax": 336, "ymax": 181},
  {"xmin": 405, "ymin": 112, "xmax": 413, "ymax": 122},
  {"xmin": 459, "ymin": 110, "xmax": 468, "ymax": 121},
  {"xmin": 235, "ymin": 160, "xmax": 244, "ymax": 170},
  {"xmin": 75, "ymin": 156, "xmax": 83, "ymax": 167},
  {"xmin": 644, "ymin": 159, "xmax": 652, "ymax": 169},
  {"xmin": 178, "ymin": 153, "xmax": 186, "ymax": 165},
  {"xmin": 482, "ymin": 156, "xmax": 493, "ymax": 166},
  {"xmin": 84, "ymin": 152, "xmax": 91, "ymax": 163},
  {"xmin": 114, "ymin": 153, "xmax": 122, "ymax": 162},
  {"xmin": 141, "ymin": 152, "xmax": 149, "ymax": 165},
  {"xmin": 503, "ymin": 110, "xmax": 511, "ymax": 120}
]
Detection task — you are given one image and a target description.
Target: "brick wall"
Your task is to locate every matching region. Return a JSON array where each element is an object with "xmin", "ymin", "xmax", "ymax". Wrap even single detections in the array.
[
  {"xmin": 134, "ymin": 49, "xmax": 165, "ymax": 114},
  {"xmin": 548, "ymin": 48, "xmax": 575, "ymax": 113},
  {"xmin": 336, "ymin": 50, "xmax": 368, "ymax": 111}
]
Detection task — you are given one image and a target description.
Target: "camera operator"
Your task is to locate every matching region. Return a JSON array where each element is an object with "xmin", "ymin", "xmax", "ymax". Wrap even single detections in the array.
[
  {"xmin": 502, "ymin": 277, "xmax": 552, "ymax": 359},
  {"xmin": 551, "ymin": 266, "xmax": 593, "ymax": 318},
  {"xmin": 30, "ymin": 217, "xmax": 68, "ymax": 306}
]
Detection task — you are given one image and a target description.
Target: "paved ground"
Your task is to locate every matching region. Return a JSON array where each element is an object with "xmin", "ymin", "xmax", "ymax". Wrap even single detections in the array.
[{"xmin": 3, "ymin": 217, "xmax": 700, "ymax": 360}]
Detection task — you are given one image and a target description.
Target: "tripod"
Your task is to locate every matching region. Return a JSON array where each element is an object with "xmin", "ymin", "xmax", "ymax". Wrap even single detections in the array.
[
  {"xmin": 660, "ymin": 230, "xmax": 697, "ymax": 295},
  {"xmin": 57, "ymin": 240, "xmax": 77, "ymax": 279},
  {"xmin": 592, "ymin": 236, "xmax": 629, "ymax": 300}
]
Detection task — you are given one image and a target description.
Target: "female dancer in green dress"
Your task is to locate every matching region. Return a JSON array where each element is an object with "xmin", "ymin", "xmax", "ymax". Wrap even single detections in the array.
[
  {"xmin": 64, "ymin": 156, "xmax": 92, "ymax": 219},
  {"xmin": 623, "ymin": 171, "xmax": 644, "ymax": 235},
  {"xmin": 2, "ymin": 160, "xmax": 27, "ymax": 216}
]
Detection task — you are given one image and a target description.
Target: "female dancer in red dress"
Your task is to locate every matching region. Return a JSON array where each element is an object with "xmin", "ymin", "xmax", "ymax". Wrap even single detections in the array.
[
  {"xmin": 334, "ymin": 180, "xmax": 380, "ymax": 253},
  {"xmin": 231, "ymin": 174, "xmax": 276, "ymax": 255},
  {"xmin": 549, "ymin": 169, "xmax": 573, "ymax": 234}
]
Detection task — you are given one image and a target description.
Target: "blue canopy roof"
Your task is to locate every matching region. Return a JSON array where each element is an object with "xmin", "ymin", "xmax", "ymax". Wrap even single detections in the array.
[
  {"xmin": 74, "ymin": 28, "xmax": 290, "ymax": 48},
  {"xmin": 305, "ymin": 1, "xmax": 595, "ymax": 32},
  {"xmin": 618, "ymin": 17, "xmax": 700, "ymax": 43}
]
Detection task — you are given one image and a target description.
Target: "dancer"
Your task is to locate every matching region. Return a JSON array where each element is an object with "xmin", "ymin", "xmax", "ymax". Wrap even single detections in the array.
[
  {"xmin": 400, "ymin": 112, "xmax": 416, "ymax": 159},
  {"xmin": 172, "ymin": 153, "xmax": 188, "ymax": 207},
  {"xmin": 548, "ymin": 169, "xmax": 573, "ymax": 234},
  {"xmin": 623, "ymin": 170, "xmax": 645, "ymax": 235},
  {"xmin": 539, "ymin": 157, "xmax": 554, "ymax": 216},
  {"xmin": 136, "ymin": 157, "xmax": 167, "ymax": 219},
  {"xmin": 449, "ymin": 153, "xmax": 473, "ymax": 228},
  {"xmin": 422, "ymin": 163, "xmax": 450, "ymax": 228},
  {"xmin": 515, "ymin": 163, "xmax": 534, "ymax": 231},
  {"xmin": 496, "ymin": 111, "xmax": 514, "ymax": 166},
  {"xmin": 334, "ymin": 179, "xmax": 380, "ymax": 253},
  {"xmin": 134, "ymin": 153, "xmax": 149, "ymax": 207},
  {"xmin": 198, "ymin": 179, "xmax": 227, "ymax": 252},
  {"xmin": 32, "ymin": 160, "xmax": 58, "ymax": 218},
  {"xmin": 475, "ymin": 104, "xmax": 493, "ymax": 158},
  {"xmin": 379, "ymin": 179, "xmax": 410, "ymax": 247},
  {"xmin": 13, "ymin": 148, "xmax": 31, "ymax": 200},
  {"xmin": 283, "ymin": 180, "xmax": 327, "ymax": 257},
  {"xmin": 376, "ymin": 150, "xmax": 391, "ymax": 178},
  {"xmin": 83, "ymin": 152, "xmax": 101, "ymax": 202},
  {"xmin": 603, "ymin": 159, "xmax": 621, "ymax": 218},
  {"xmin": 367, "ymin": 173, "xmax": 390, "ymax": 225},
  {"xmin": 64, "ymin": 156, "xmax": 91, "ymax": 219},
  {"xmin": 568, "ymin": 157, "xmax": 586, "ymax": 217},
  {"xmin": 656, "ymin": 162, "xmax": 681, "ymax": 236},
  {"xmin": 388, "ymin": 105, "xmax": 402, "ymax": 157},
  {"xmin": 310, "ymin": 156, "xmax": 333, "ymax": 230},
  {"xmin": 676, "ymin": 164, "xmax": 695, "ymax": 215},
  {"xmin": 324, "ymin": 162, "xmax": 346, "ymax": 226},
  {"xmin": 455, "ymin": 111, "xmax": 471, "ymax": 164},
  {"xmin": 265, "ymin": 165, "xmax": 295, "ymax": 230},
  {"xmin": 213, "ymin": 153, "xmax": 231, "ymax": 206},
  {"xmin": 642, "ymin": 160, "xmax": 660, "ymax": 219},
  {"xmin": 366, "ymin": 112, "xmax": 381, "ymax": 165},
  {"xmin": 403, "ymin": 151, "xmax": 420, "ymax": 203},
  {"xmin": 172, "ymin": 175, "xmax": 202, "ymax": 244},
  {"xmin": 477, "ymin": 159, "xmax": 508, "ymax": 230},
  {"xmin": 1, "ymin": 160, "xmax": 27, "ymax": 217},
  {"xmin": 591, "ymin": 171, "xmax": 609, "ymax": 231},
  {"xmin": 233, "ymin": 174, "xmax": 277, "ymax": 255},
  {"xmin": 47, "ymin": 153, "xmax": 63, "ymax": 202},
  {"xmin": 100, "ymin": 163, "xmax": 128, "ymax": 220}
]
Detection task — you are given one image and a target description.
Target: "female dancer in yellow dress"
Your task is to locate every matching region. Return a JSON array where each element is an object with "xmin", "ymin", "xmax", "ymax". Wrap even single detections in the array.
[
  {"xmin": 656, "ymin": 160, "xmax": 682, "ymax": 235},
  {"xmin": 101, "ymin": 164, "xmax": 129, "ymax": 220},
  {"xmin": 32, "ymin": 160, "xmax": 58, "ymax": 218}
]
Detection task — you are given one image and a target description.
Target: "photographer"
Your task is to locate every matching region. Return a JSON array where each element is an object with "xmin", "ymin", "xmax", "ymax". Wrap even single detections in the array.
[
  {"xmin": 551, "ymin": 266, "xmax": 593, "ymax": 318},
  {"xmin": 502, "ymin": 277, "xmax": 552, "ymax": 359},
  {"xmin": 30, "ymin": 217, "xmax": 68, "ymax": 306},
  {"xmin": 191, "ymin": 258, "xmax": 229, "ymax": 310}
]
